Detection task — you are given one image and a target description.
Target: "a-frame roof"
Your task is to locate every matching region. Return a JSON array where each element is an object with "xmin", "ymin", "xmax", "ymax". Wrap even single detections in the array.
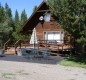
[{"xmin": 20, "ymin": 1, "xmax": 50, "ymax": 34}]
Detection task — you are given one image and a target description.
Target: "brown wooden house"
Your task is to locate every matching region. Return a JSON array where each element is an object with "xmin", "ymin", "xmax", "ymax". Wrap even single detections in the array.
[{"xmin": 20, "ymin": 1, "xmax": 73, "ymax": 51}]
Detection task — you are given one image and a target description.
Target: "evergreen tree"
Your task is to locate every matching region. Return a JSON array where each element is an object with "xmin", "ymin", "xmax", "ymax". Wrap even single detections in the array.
[
  {"xmin": 21, "ymin": 9, "xmax": 27, "ymax": 26},
  {"xmin": 48, "ymin": 0, "xmax": 86, "ymax": 53},
  {"xmin": 19, "ymin": 9, "xmax": 29, "ymax": 40},
  {"xmin": 12, "ymin": 9, "xmax": 28, "ymax": 40},
  {"xmin": 14, "ymin": 10, "xmax": 19, "ymax": 24},
  {"xmin": 12, "ymin": 10, "xmax": 20, "ymax": 40},
  {"xmin": 4, "ymin": 3, "xmax": 13, "ymax": 31},
  {"xmin": 0, "ymin": 2, "xmax": 29, "ymax": 46},
  {"xmin": 5, "ymin": 3, "xmax": 12, "ymax": 18},
  {"xmin": 0, "ymin": 3, "xmax": 14, "ymax": 47},
  {"xmin": 33, "ymin": 5, "xmax": 38, "ymax": 12},
  {"xmin": 0, "ymin": 3, "xmax": 1, "ymax": 8},
  {"xmin": 14, "ymin": 10, "xmax": 19, "ymax": 31},
  {"xmin": 0, "ymin": 6, "xmax": 5, "ymax": 22}
]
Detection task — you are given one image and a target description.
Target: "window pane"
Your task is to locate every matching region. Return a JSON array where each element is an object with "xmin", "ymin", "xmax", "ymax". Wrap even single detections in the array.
[
  {"xmin": 48, "ymin": 33, "xmax": 53, "ymax": 40},
  {"xmin": 53, "ymin": 33, "xmax": 60, "ymax": 42},
  {"xmin": 44, "ymin": 13, "xmax": 51, "ymax": 22}
]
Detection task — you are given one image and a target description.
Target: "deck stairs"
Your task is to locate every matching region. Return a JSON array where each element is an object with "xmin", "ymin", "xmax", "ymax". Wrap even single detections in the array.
[
  {"xmin": 4, "ymin": 46, "xmax": 30, "ymax": 55},
  {"xmin": 4, "ymin": 39, "xmax": 30, "ymax": 55},
  {"xmin": 5, "ymin": 47, "xmax": 16, "ymax": 55}
]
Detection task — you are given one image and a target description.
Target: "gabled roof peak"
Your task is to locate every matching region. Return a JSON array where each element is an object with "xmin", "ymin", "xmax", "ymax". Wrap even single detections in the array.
[
  {"xmin": 20, "ymin": 0, "xmax": 50, "ymax": 33},
  {"xmin": 43, "ymin": 0, "xmax": 47, "ymax": 2}
]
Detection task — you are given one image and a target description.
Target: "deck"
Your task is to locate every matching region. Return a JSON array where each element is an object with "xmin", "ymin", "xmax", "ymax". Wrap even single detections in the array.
[
  {"xmin": 3, "ymin": 39, "xmax": 74, "ymax": 55},
  {"xmin": 38, "ymin": 42, "xmax": 73, "ymax": 52}
]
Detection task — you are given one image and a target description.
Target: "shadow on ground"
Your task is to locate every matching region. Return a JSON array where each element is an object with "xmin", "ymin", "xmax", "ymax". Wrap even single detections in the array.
[{"xmin": 0, "ymin": 55, "xmax": 64, "ymax": 65}]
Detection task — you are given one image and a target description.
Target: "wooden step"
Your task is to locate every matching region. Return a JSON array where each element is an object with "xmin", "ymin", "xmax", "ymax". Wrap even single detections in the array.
[{"xmin": 4, "ymin": 47, "xmax": 16, "ymax": 55}]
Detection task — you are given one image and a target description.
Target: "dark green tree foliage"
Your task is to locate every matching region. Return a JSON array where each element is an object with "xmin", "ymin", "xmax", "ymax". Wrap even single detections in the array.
[
  {"xmin": 0, "ymin": 5, "xmax": 5, "ymax": 22},
  {"xmin": 0, "ymin": 2, "xmax": 29, "ymax": 47},
  {"xmin": 12, "ymin": 9, "xmax": 21, "ymax": 40},
  {"xmin": 4, "ymin": 3, "xmax": 13, "ymax": 36},
  {"xmin": 33, "ymin": 5, "xmax": 38, "ymax": 12},
  {"xmin": 5, "ymin": 3, "xmax": 12, "ymax": 18},
  {"xmin": 4, "ymin": 3, "xmax": 13, "ymax": 32},
  {"xmin": 48, "ymin": 0, "xmax": 86, "ymax": 53},
  {"xmin": 12, "ymin": 9, "xmax": 28, "ymax": 40},
  {"xmin": 14, "ymin": 10, "xmax": 19, "ymax": 25},
  {"xmin": 14, "ymin": 10, "xmax": 19, "ymax": 31},
  {"xmin": 21, "ymin": 9, "xmax": 27, "ymax": 26},
  {"xmin": 20, "ymin": 9, "xmax": 29, "ymax": 40},
  {"xmin": 0, "ymin": 3, "xmax": 14, "ymax": 47}
]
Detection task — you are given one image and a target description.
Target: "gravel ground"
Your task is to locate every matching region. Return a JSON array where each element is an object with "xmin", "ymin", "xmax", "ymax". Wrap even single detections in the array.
[{"xmin": 0, "ymin": 58, "xmax": 86, "ymax": 80}]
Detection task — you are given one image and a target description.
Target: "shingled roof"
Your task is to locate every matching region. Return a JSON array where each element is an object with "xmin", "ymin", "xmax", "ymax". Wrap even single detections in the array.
[{"xmin": 20, "ymin": 1, "xmax": 50, "ymax": 34}]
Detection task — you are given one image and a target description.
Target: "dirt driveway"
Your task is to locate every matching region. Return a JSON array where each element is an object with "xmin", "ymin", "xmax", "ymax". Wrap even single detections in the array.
[{"xmin": 0, "ymin": 55, "xmax": 86, "ymax": 80}]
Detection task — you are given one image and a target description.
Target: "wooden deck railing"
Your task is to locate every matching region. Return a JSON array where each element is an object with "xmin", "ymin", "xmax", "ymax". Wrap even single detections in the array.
[
  {"xmin": 37, "ymin": 40, "xmax": 73, "ymax": 52},
  {"xmin": 4, "ymin": 39, "xmax": 10, "ymax": 51},
  {"xmin": 38, "ymin": 40, "xmax": 64, "ymax": 47},
  {"xmin": 14, "ymin": 39, "xmax": 21, "ymax": 48},
  {"xmin": 14, "ymin": 39, "xmax": 30, "ymax": 54},
  {"xmin": 14, "ymin": 39, "xmax": 21, "ymax": 54}
]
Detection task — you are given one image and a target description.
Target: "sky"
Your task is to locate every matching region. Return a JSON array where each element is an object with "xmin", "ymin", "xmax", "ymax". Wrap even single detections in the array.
[{"xmin": 0, "ymin": 0, "xmax": 43, "ymax": 18}]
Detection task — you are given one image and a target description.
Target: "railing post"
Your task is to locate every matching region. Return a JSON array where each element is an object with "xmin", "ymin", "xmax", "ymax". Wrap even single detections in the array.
[
  {"xmin": 14, "ymin": 39, "xmax": 21, "ymax": 55},
  {"xmin": 14, "ymin": 44, "xmax": 17, "ymax": 55},
  {"xmin": 45, "ymin": 40, "xmax": 47, "ymax": 49},
  {"xmin": 3, "ymin": 44, "xmax": 6, "ymax": 52},
  {"xmin": 20, "ymin": 40, "xmax": 21, "ymax": 49},
  {"xmin": 38, "ymin": 40, "xmax": 39, "ymax": 50},
  {"xmin": 3, "ymin": 39, "xmax": 10, "ymax": 52}
]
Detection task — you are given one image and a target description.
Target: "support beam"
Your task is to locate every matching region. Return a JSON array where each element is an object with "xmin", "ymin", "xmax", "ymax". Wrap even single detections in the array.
[{"xmin": 36, "ymin": 10, "xmax": 50, "ymax": 12}]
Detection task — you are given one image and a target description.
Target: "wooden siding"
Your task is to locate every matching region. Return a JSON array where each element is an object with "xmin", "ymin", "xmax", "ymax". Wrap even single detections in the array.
[{"xmin": 35, "ymin": 17, "xmax": 64, "ymax": 40}]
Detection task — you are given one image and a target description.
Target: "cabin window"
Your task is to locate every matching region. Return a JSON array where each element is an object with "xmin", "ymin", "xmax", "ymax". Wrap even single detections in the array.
[
  {"xmin": 44, "ymin": 32, "xmax": 64, "ymax": 44},
  {"xmin": 44, "ymin": 13, "xmax": 51, "ymax": 22}
]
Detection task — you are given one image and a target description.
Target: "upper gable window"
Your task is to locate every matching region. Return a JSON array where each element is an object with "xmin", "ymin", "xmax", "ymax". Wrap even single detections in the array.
[{"xmin": 44, "ymin": 13, "xmax": 51, "ymax": 22}]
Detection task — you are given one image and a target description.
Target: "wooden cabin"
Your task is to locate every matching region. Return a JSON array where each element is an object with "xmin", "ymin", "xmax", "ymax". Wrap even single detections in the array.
[{"xmin": 20, "ymin": 1, "xmax": 74, "ymax": 52}]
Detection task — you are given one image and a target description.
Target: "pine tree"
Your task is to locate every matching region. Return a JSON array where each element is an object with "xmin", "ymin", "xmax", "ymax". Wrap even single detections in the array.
[
  {"xmin": 19, "ymin": 9, "xmax": 29, "ymax": 40},
  {"xmin": 48, "ymin": 0, "xmax": 86, "ymax": 53},
  {"xmin": 0, "ymin": 3, "xmax": 1, "ymax": 8},
  {"xmin": 15, "ymin": 10, "xmax": 19, "ymax": 23},
  {"xmin": 5, "ymin": 3, "xmax": 12, "ymax": 18},
  {"xmin": 33, "ymin": 5, "xmax": 38, "ymax": 12},
  {"xmin": 12, "ymin": 9, "xmax": 28, "ymax": 40},
  {"xmin": 0, "ymin": 3, "xmax": 14, "ymax": 45},
  {"xmin": 14, "ymin": 10, "xmax": 19, "ymax": 30},
  {"xmin": 21, "ymin": 9, "xmax": 27, "ymax": 26},
  {"xmin": 0, "ymin": 6, "xmax": 5, "ymax": 22},
  {"xmin": 0, "ymin": 2, "xmax": 29, "ymax": 46}
]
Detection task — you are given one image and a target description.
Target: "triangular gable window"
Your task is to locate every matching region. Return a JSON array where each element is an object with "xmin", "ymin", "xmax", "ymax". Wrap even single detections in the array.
[{"xmin": 44, "ymin": 13, "xmax": 51, "ymax": 22}]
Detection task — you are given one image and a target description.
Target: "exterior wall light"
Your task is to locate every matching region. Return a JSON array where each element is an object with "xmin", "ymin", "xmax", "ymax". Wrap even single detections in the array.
[{"xmin": 39, "ymin": 16, "xmax": 44, "ymax": 21}]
